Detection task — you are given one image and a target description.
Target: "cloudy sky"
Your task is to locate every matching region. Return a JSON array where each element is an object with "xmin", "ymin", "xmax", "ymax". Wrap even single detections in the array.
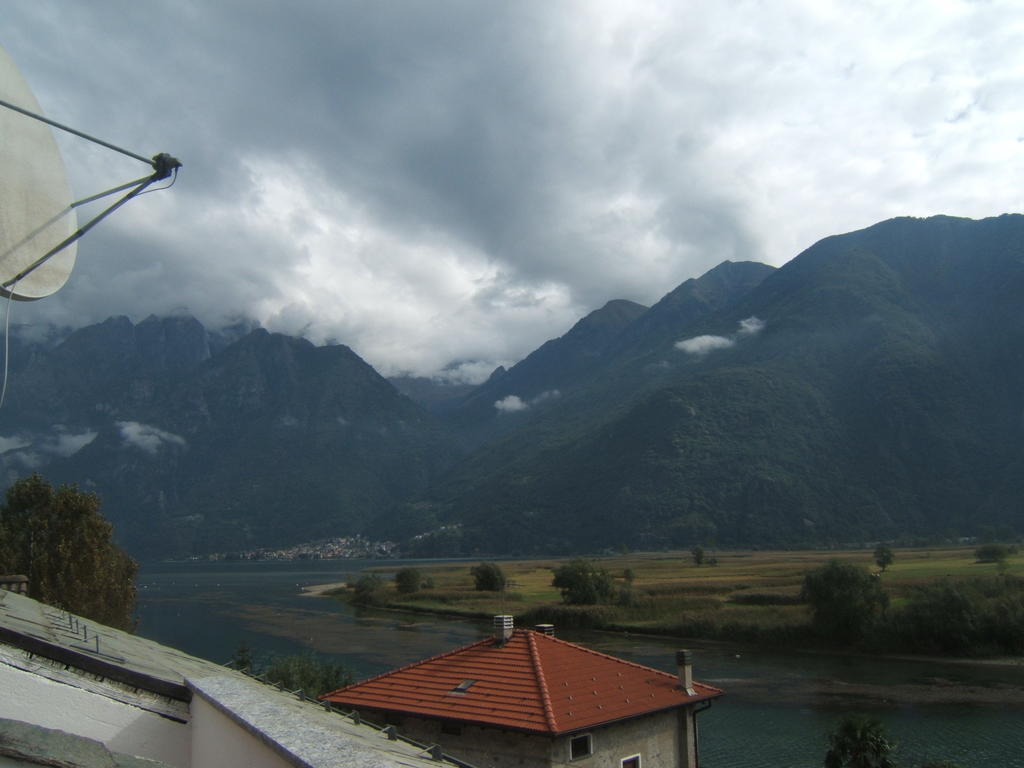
[{"xmin": 3, "ymin": 1, "xmax": 1022, "ymax": 379}]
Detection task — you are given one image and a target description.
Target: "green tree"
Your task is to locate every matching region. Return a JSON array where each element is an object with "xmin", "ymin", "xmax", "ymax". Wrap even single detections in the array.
[
  {"xmin": 974, "ymin": 543, "xmax": 1009, "ymax": 564},
  {"xmin": 0, "ymin": 475, "xmax": 137, "ymax": 630},
  {"xmin": 824, "ymin": 714, "xmax": 896, "ymax": 768},
  {"xmin": 394, "ymin": 567, "xmax": 422, "ymax": 594},
  {"xmin": 263, "ymin": 652, "xmax": 354, "ymax": 698},
  {"xmin": 801, "ymin": 561, "xmax": 888, "ymax": 643},
  {"xmin": 874, "ymin": 545, "xmax": 894, "ymax": 572},
  {"xmin": 231, "ymin": 641, "xmax": 255, "ymax": 672},
  {"xmin": 351, "ymin": 574, "xmax": 386, "ymax": 605},
  {"xmin": 471, "ymin": 561, "xmax": 506, "ymax": 591},
  {"xmin": 230, "ymin": 643, "xmax": 354, "ymax": 698},
  {"xmin": 890, "ymin": 580, "xmax": 981, "ymax": 655},
  {"xmin": 691, "ymin": 546, "xmax": 705, "ymax": 566},
  {"xmin": 551, "ymin": 559, "xmax": 614, "ymax": 605}
]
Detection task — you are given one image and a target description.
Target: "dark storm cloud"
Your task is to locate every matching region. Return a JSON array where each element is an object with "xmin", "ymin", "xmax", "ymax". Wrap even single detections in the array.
[{"xmin": 2, "ymin": 1, "xmax": 1021, "ymax": 375}]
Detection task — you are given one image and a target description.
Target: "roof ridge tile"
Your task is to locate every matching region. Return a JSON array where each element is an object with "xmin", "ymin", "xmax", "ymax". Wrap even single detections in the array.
[
  {"xmin": 530, "ymin": 630, "xmax": 694, "ymax": 685},
  {"xmin": 525, "ymin": 630, "xmax": 558, "ymax": 732}
]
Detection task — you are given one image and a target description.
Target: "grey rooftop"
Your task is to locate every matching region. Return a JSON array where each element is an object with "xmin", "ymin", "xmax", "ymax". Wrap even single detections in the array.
[{"xmin": 0, "ymin": 589, "xmax": 472, "ymax": 768}]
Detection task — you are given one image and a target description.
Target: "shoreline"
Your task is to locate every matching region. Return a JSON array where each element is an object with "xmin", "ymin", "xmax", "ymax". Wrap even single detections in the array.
[
  {"xmin": 307, "ymin": 583, "xmax": 1024, "ymax": 674},
  {"xmin": 300, "ymin": 581, "xmax": 347, "ymax": 597}
]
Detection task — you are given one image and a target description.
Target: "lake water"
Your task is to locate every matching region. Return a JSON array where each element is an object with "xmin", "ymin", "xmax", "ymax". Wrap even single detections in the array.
[{"xmin": 135, "ymin": 560, "xmax": 1024, "ymax": 768}]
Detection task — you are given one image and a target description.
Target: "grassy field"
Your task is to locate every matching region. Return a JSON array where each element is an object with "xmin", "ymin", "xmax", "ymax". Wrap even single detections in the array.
[{"xmin": 341, "ymin": 546, "xmax": 1021, "ymax": 645}]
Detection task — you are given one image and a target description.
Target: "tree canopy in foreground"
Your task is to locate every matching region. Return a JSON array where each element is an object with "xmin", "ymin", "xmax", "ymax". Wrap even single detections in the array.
[{"xmin": 0, "ymin": 475, "xmax": 137, "ymax": 630}]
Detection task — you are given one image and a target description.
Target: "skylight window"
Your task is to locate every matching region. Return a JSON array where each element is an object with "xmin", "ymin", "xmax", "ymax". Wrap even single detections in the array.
[{"xmin": 451, "ymin": 679, "xmax": 477, "ymax": 694}]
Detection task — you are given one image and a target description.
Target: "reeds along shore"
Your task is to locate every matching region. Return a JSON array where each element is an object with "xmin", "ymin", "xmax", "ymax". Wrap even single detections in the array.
[{"xmin": 337, "ymin": 546, "xmax": 1024, "ymax": 658}]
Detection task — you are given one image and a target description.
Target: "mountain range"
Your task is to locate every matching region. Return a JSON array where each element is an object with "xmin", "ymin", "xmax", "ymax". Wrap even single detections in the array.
[{"xmin": 2, "ymin": 214, "xmax": 1022, "ymax": 558}]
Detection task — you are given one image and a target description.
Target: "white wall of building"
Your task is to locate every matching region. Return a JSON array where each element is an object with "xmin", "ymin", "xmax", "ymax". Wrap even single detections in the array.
[
  {"xmin": 189, "ymin": 694, "xmax": 296, "ymax": 768},
  {"xmin": 0, "ymin": 661, "xmax": 191, "ymax": 767}
]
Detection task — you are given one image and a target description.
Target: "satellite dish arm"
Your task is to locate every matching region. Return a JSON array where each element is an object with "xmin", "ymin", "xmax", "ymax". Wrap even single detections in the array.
[
  {"xmin": 1, "ymin": 167, "xmax": 178, "ymax": 292},
  {"xmin": 0, "ymin": 95, "xmax": 156, "ymax": 167},
  {"xmin": 0, "ymin": 96, "xmax": 181, "ymax": 292}
]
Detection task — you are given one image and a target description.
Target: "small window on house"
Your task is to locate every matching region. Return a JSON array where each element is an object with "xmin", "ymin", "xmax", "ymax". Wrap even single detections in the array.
[
  {"xmin": 451, "ymin": 679, "xmax": 477, "ymax": 694},
  {"xmin": 621, "ymin": 755, "xmax": 641, "ymax": 768},
  {"xmin": 570, "ymin": 734, "xmax": 593, "ymax": 760},
  {"xmin": 441, "ymin": 721, "xmax": 463, "ymax": 736}
]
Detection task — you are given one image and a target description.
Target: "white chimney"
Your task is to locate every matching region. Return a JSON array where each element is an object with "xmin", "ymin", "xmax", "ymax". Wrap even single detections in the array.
[
  {"xmin": 534, "ymin": 623, "xmax": 555, "ymax": 636},
  {"xmin": 494, "ymin": 615, "xmax": 514, "ymax": 644},
  {"xmin": 676, "ymin": 649, "xmax": 696, "ymax": 695}
]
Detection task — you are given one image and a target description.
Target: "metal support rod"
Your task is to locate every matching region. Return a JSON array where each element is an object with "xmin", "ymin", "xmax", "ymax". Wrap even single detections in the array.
[
  {"xmin": 1, "ymin": 174, "xmax": 162, "ymax": 291},
  {"xmin": 0, "ymin": 95, "xmax": 152, "ymax": 165},
  {"xmin": 73, "ymin": 174, "xmax": 156, "ymax": 207}
]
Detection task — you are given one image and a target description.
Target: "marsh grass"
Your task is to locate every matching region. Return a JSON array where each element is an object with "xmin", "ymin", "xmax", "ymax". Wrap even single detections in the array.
[{"xmin": 337, "ymin": 546, "xmax": 1021, "ymax": 650}]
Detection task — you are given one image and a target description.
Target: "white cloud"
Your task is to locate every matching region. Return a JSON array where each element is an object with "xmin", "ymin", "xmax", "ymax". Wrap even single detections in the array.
[
  {"xmin": 675, "ymin": 335, "xmax": 735, "ymax": 356},
  {"xmin": 52, "ymin": 430, "xmax": 97, "ymax": 457},
  {"xmin": 531, "ymin": 389, "xmax": 562, "ymax": 404},
  {"xmin": 0, "ymin": 436, "xmax": 31, "ymax": 453},
  {"xmin": 676, "ymin": 316, "xmax": 767, "ymax": 356},
  {"xmin": 0, "ymin": 427, "xmax": 97, "ymax": 469},
  {"xmin": 494, "ymin": 389, "xmax": 562, "ymax": 414},
  {"xmin": 4, "ymin": 2, "xmax": 1022, "ymax": 376},
  {"xmin": 433, "ymin": 360, "xmax": 507, "ymax": 386},
  {"xmin": 737, "ymin": 316, "xmax": 766, "ymax": 336},
  {"xmin": 116, "ymin": 421, "xmax": 186, "ymax": 454},
  {"xmin": 494, "ymin": 395, "xmax": 528, "ymax": 414}
]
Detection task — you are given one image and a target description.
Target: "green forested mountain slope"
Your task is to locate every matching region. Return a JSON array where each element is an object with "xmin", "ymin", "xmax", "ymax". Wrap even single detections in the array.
[
  {"xmin": 4, "ymin": 214, "xmax": 1022, "ymax": 558},
  {"xmin": 2, "ymin": 323, "xmax": 457, "ymax": 558},
  {"xmin": 399, "ymin": 214, "xmax": 1024, "ymax": 554}
]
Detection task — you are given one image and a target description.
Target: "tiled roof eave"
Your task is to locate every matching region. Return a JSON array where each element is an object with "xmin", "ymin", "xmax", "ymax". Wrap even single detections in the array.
[
  {"xmin": 333, "ymin": 687, "xmax": 724, "ymax": 737},
  {"xmin": 549, "ymin": 689, "xmax": 725, "ymax": 736}
]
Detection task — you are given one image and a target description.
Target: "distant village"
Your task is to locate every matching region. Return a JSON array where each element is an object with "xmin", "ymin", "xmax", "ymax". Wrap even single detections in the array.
[{"xmin": 203, "ymin": 535, "xmax": 398, "ymax": 562}]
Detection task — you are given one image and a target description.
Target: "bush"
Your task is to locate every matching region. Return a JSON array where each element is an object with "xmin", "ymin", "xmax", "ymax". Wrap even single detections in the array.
[
  {"xmin": 395, "ymin": 567, "xmax": 422, "ymax": 594},
  {"xmin": 263, "ymin": 652, "xmax": 354, "ymax": 698},
  {"xmin": 887, "ymin": 576, "xmax": 1024, "ymax": 656},
  {"xmin": 801, "ymin": 561, "xmax": 888, "ymax": 643},
  {"xmin": 351, "ymin": 574, "xmax": 386, "ymax": 605},
  {"xmin": 729, "ymin": 592, "xmax": 803, "ymax": 606},
  {"xmin": 888, "ymin": 580, "xmax": 980, "ymax": 655},
  {"xmin": 551, "ymin": 559, "xmax": 615, "ymax": 605},
  {"xmin": 519, "ymin": 604, "xmax": 618, "ymax": 629},
  {"xmin": 824, "ymin": 714, "xmax": 896, "ymax": 768},
  {"xmin": 471, "ymin": 562, "xmax": 506, "ymax": 591},
  {"xmin": 975, "ymin": 543, "xmax": 1010, "ymax": 563}
]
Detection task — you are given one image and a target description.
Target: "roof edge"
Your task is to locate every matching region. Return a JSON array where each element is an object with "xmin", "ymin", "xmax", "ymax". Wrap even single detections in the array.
[
  {"xmin": 0, "ymin": 623, "xmax": 190, "ymax": 702},
  {"xmin": 335, "ymin": 689, "xmax": 724, "ymax": 737}
]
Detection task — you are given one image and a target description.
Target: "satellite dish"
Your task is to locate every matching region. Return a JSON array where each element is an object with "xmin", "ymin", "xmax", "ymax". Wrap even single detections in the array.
[{"xmin": 0, "ymin": 44, "xmax": 77, "ymax": 300}]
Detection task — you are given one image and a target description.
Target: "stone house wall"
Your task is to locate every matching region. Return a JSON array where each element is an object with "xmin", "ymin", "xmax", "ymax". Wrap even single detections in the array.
[{"xmin": 356, "ymin": 706, "xmax": 693, "ymax": 768}]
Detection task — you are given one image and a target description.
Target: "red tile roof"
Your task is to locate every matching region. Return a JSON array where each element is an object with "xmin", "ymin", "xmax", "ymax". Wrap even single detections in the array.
[{"xmin": 321, "ymin": 630, "xmax": 722, "ymax": 735}]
